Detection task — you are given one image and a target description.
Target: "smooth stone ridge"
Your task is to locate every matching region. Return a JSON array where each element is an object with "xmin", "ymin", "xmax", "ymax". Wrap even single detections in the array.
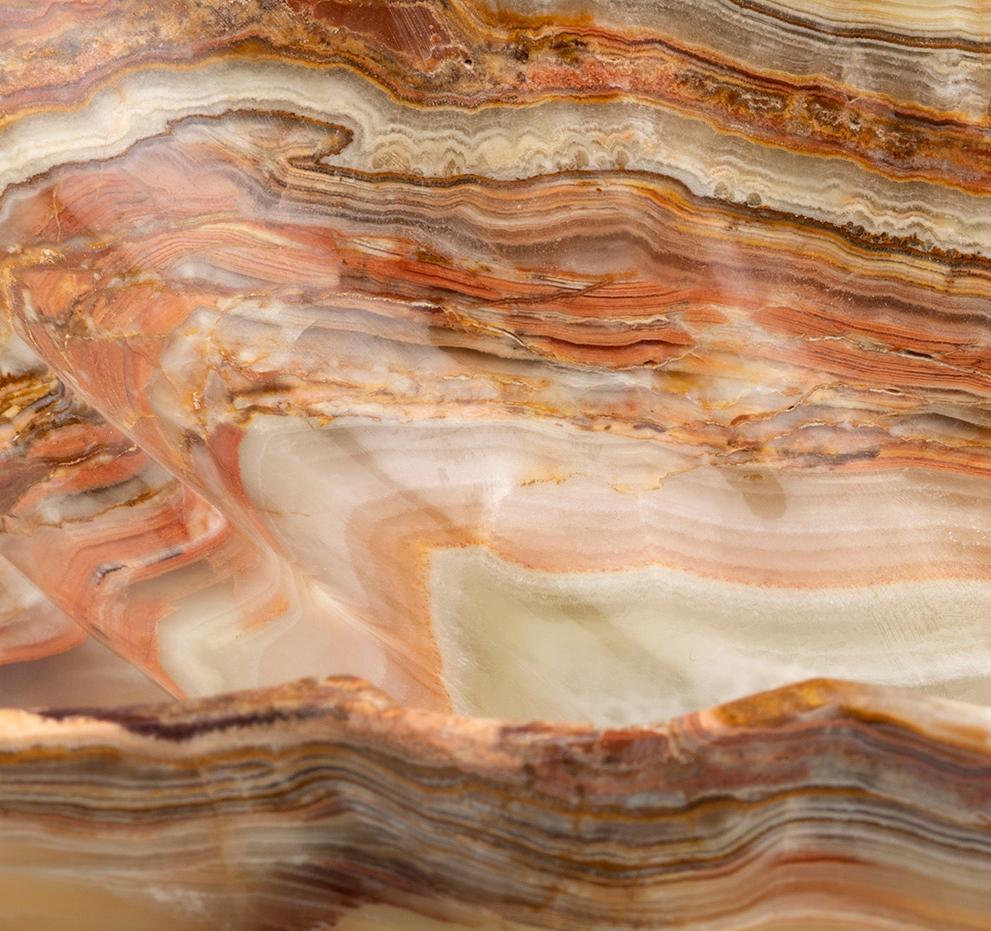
[
  {"xmin": 1, "ymin": 3, "xmax": 990, "ymax": 723},
  {"xmin": 1, "ymin": 677, "xmax": 991, "ymax": 930}
]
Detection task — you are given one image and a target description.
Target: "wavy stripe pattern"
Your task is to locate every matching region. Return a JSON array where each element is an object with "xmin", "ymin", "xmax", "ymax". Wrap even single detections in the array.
[
  {"xmin": 1, "ymin": 678, "xmax": 991, "ymax": 929},
  {"xmin": 1, "ymin": 0, "xmax": 991, "ymax": 724}
]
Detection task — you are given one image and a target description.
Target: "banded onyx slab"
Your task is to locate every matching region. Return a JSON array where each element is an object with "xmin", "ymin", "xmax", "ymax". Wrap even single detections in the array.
[
  {"xmin": 2, "ymin": 678, "xmax": 991, "ymax": 930},
  {"xmin": 3, "ymin": 0, "xmax": 991, "ymax": 722},
  {"xmin": 2, "ymin": 3, "xmax": 991, "ymax": 926}
]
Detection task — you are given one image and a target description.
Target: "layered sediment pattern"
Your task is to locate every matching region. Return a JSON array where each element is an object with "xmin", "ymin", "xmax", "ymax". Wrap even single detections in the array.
[
  {"xmin": 2, "ymin": 0, "xmax": 991, "ymax": 722},
  {"xmin": 3, "ymin": 3, "xmax": 991, "ymax": 928},
  {"xmin": 2, "ymin": 678, "xmax": 991, "ymax": 930},
  {"xmin": 0, "ymin": 556, "xmax": 81, "ymax": 666}
]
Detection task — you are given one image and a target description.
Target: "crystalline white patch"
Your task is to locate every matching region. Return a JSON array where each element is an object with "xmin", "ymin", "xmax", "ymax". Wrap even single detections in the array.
[{"xmin": 431, "ymin": 546, "xmax": 991, "ymax": 725}]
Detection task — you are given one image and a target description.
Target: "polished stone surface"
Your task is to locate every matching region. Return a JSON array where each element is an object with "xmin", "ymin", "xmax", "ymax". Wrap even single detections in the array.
[
  {"xmin": 3, "ymin": 0, "xmax": 991, "ymax": 722},
  {"xmin": 2, "ymin": 1, "xmax": 991, "ymax": 927},
  {"xmin": 2, "ymin": 678, "xmax": 991, "ymax": 931}
]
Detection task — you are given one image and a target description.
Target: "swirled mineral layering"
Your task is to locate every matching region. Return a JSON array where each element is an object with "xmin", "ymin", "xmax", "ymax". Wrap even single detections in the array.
[
  {"xmin": 3, "ymin": 0, "xmax": 991, "ymax": 723},
  {"xmin": 3, "ymin": 679, "xmax": 991, "ymax": 930}
]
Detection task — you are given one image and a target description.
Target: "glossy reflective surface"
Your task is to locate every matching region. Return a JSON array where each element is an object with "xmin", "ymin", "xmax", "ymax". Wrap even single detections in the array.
[
  {"xmin": 1, "ymin": 1, "xmax": 991, "ymax": 724},
  {"xmin": 4, "ymin": 678, "xmax": 991, "ymax": 930}
]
